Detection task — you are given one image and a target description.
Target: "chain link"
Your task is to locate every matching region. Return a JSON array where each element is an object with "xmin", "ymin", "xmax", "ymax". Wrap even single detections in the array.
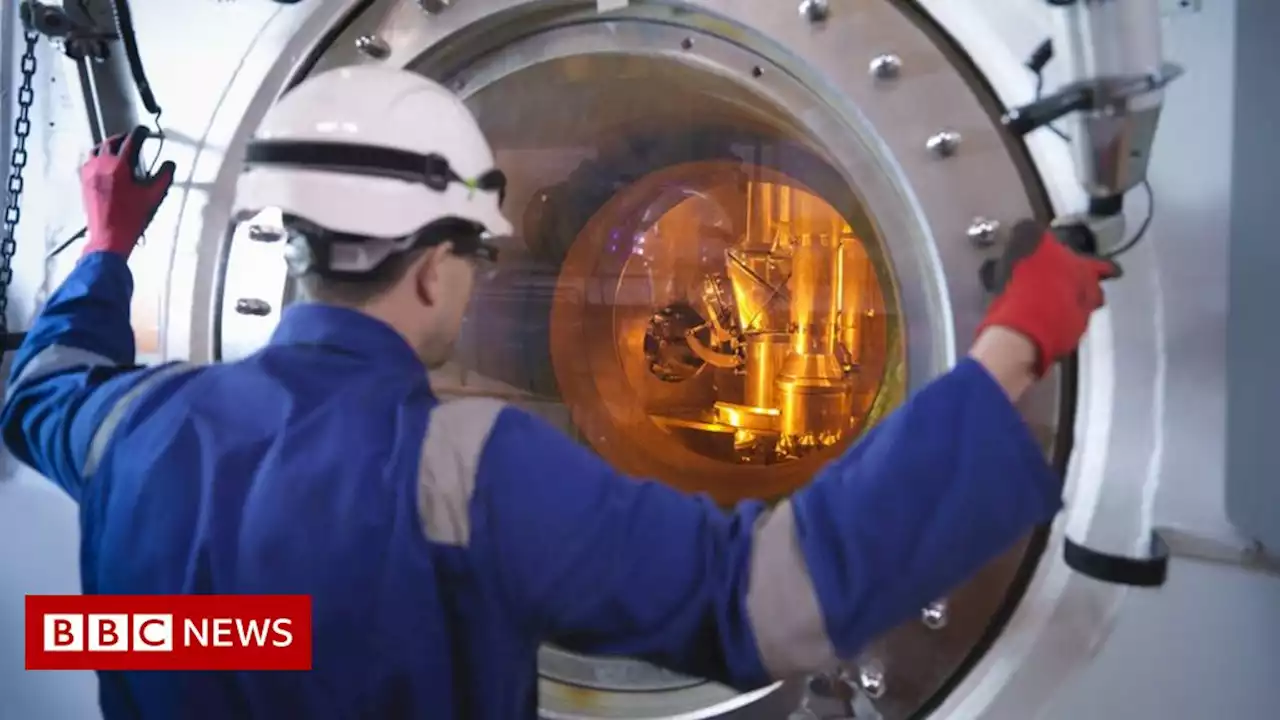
[{"xmin": 2, "ymin": 31, "xmax": 39, "ymax": 346}]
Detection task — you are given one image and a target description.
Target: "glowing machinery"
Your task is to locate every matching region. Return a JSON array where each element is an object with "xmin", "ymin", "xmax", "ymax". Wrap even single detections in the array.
[
  {"xmin": 539, "ymin": 156, "xmax": 900, "ymax": 504},
  {"xmin": 639, "ymin": 174, "xmax": 885, "ymax": 463}
]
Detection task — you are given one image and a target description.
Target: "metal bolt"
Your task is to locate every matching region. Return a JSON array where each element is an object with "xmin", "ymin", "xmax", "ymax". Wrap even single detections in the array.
[
  {"xmin": 246, "ymin": 225, "xmax": 281, "ymax": 243},
  {"xmin": 417, "ymin": 0, "xmax": 454, "ymax": 14},
  {"xmin": 966, "ymin": 218, "xmax": 1001, "ymax": 248},
  {"xmin": 857, "ymin": 665, "xmax": 886, "ymax": 699},
  {"xmin": 869, "ymin": 53, "xmax": 902, "ymax": 80},
  {"xmin": 355, "ymin": 35, "xmax": 390, "ymax": 60},
  {"xmin": 798, "ymin": 0, "xmax": 830, "ymax": 23},
  {"xmin": 235, "ymin": 298, "xmax": 272, "ymax": 317},
  {"xmin": 922, "ymin": 599, "xmax": 949, "ymax": 629},
  {"xmin": 926, "ymin": 130, "xmax": 962, "ymax": 158}
]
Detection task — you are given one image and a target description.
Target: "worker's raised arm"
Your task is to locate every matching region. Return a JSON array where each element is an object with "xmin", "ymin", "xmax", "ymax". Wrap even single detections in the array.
[
  {"xmin": 0, "ymin": 128, "xmax": 176, "ymax": 499},
  {"xmin": 430, "ymin": 225, "xmax": 1117, "ymax": 689},
  {"xmin": 451, "ymin": 349, "xmax": 1051, "ymax": 688}
]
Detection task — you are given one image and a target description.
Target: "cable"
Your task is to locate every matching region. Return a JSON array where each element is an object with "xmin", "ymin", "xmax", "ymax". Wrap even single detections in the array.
[
  {"xmin": 1027, "ymin": 39, "xmax": 1071, "ymax": 142},
  {"xmin": 108, "ymin": 0, "xmax": 162, "ymax": 116},
  {"xmin": 46, "ymin": 227, "xmax": 87, "ymax": 259},
  {"xmin": 1035, "ymin": 81, "xmax": 1070, "ymax": 141},
  {"xmin": 1101, "ymin": 179, "xmax": 1155, "ymax": 260}
]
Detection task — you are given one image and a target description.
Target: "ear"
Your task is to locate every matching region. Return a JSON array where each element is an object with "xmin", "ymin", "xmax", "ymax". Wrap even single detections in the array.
[{"xmin": 412, "ymin": 244, "xmax": 452, "ymax": 307}]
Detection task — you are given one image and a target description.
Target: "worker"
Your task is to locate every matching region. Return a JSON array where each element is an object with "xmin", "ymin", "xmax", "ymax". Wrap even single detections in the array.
[{"xmin": 2, "ymin": 66, "xmax": 1118, "ymax": 719}]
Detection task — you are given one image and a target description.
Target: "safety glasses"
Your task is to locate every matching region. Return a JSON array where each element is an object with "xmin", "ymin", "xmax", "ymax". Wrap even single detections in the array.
[
  {"xmin": 449, "ymin": 230, "xmax": 501, "ymax": 281},
  {"xmin": 233, "ymin": 211, "xmax": 502, "ymax": 280}
]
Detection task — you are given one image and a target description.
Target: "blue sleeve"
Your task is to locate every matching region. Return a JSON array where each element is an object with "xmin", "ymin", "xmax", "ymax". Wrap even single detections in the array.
[
  {"xmin": 466, "ymin": 357, "xmax": 1061, "ymax": 689},
  {"xmin": 790, "ymin": 358, "xmax": 1061, "ymax": 661},
  {"xmin": 0, "ymin": 252, "xmax": 162, "ymax": 500}
]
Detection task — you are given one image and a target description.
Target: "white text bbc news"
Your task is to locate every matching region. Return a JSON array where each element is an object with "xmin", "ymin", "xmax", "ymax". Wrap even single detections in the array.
[{"xmin": 43, "ymin": 614, "xmax": 295, "ymax": 652}]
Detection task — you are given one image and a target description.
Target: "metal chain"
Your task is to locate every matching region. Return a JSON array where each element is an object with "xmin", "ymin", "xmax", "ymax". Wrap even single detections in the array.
[{"xmin": 2, "ymin": 30, "xmax": 39, "ymax": 348}]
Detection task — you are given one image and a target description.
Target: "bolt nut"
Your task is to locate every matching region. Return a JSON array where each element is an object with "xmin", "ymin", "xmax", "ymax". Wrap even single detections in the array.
[
  {"xmin": 926, "ymin": 130, "xmax": 962, "ymax": 158},
  {"xmin": 355, "ymin": 35, "xmax": 390, "ymax": 60},
  {"xmin": 798, "ymin": 0, "xmax": 830, "ymax": 23},
  {"xmin": 966, "ymin": 218, "xmax": 1001, "ymax": 248},
  {"xmin": 235, "ymin": 298, "xmax": 273, "ymax": 317},
  {"xmin": 857, "ymin": 665, "xmax": 886, "ymax": 699},
  {"xmin": 869, "ymin": 53, "xmax": 903, "ymax": 80},
  {"xmin": 246, "ymin": 225, "xmax": 281, "ymax": 243},
  {"xmin": 922, "ymin": 599, "xmax": 949, "ymax": 629}
]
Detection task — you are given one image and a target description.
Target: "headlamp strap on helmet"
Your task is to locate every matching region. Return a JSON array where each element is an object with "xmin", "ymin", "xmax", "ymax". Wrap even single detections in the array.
[{"xmin": 244, "ymin": 140, "xmax": 506, "ymax": 205}]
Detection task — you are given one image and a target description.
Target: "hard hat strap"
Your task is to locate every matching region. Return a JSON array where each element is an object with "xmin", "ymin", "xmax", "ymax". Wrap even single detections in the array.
[
  {"xmin": 276, "ymin": 213, "xmax": 498, "ymax": 279},
  {"xmin": 244, "ymin": 140, "xmax": 507, "ymax": 207}
]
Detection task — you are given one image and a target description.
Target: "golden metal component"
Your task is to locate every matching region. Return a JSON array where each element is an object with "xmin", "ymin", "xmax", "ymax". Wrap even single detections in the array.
[
  {"xmin": 537, "ymin": 160, "xmax": 898, "ymax": 503},
  {"xmin": 737, "ymin": 180, "xmax": 856, "ymax": 451},
  {"xmin": 726, "ymin": 180, "xmax": 791, "ymax": 334},
  {"xmin": 743, "ymin": 335, "xmax": 789, "ymax": 410},
  {"xmin": 712, "ymin": 401, "xmax": 780, "ymax": 432},
  {"xmin": 839, "ymin": 233, "xmax": 868, "ymax": 369}
]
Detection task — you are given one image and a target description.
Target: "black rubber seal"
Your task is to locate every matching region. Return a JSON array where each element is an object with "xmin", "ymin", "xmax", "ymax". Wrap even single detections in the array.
[{"xmin": 1062, "ymin": 532, "xmax": 1170, "ymax": 587}]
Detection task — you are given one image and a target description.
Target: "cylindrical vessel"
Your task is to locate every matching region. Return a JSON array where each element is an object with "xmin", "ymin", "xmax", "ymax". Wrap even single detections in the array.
[
  {"xmin": 775, "ymin": 193, "xmax": 852, "ymax": 444},
  {"xmin": 743, "ymin": 334, "xmax": 789, "ymax": 410}
]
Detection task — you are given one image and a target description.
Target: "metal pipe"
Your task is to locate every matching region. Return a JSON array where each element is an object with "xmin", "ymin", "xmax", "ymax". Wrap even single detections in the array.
[{"xmin": 62, "ymin": 0, "xmax": 144, "ymax": 143}]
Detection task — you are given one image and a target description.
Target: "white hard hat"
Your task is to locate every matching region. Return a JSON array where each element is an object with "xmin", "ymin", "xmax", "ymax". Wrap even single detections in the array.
[{"xmin": 234, "ymin": 65, "xmax": 512, "ymax": 275}]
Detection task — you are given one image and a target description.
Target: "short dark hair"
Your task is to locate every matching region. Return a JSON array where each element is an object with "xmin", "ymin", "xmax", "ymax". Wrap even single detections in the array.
[{"xmin": 295, "ymin": 247, "xmax": 427, "ymax": 307}]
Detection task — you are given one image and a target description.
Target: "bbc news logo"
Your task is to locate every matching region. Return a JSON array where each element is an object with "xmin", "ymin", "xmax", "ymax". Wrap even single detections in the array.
[
  {"xmin": 26, "ymin": 595, "xmax": 311, "ymax": 671},
  {"xmin": 43, "ymin": 614, "xmax": 294, "ymax": 653}
]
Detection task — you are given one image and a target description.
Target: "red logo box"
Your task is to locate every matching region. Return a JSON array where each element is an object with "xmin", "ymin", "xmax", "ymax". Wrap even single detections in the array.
[{"xmin": 26, "ymin": 595, "xmax": 312, "ymax": 671}]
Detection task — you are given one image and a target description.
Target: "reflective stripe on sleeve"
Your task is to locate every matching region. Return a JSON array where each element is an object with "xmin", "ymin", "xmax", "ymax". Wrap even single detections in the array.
[
  {"xmin": 744, "ymin": 500, "xmax": 839, "ymax": 678},
  {"xmin": 7, "ymin": 345, "xmax": 118, "ymax": 401},
  {"xmin": 82, "ymin": 363, "xmax": 198, "ymax": 477},
  {"xmin": 417, "ymin": 398, "xmax": 506, "ymax": 547}
]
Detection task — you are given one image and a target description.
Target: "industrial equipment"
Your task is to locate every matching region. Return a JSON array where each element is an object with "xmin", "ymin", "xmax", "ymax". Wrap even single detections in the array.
[
  {"xmin": 526, "ymin": 158, "xmax": 898, "ymax": 503},
  {"xmin": 7, "ymin": 0, "xmax": 1245, "ymax": 719},
  {"xmin": 998, "ymin": 0, "xmax": 1180, "ymax": 275},
  {"xmin": 209, "ymin": 2, "xmax": 1089, "ymax": 711}
]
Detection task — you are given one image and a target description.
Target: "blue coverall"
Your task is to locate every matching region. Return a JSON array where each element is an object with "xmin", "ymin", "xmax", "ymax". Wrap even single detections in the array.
[{"xmin": 2, "ymin": 251, "xmax": 1062, "ymax": 718}]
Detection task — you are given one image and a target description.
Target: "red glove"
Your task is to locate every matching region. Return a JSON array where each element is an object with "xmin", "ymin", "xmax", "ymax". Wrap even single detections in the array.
[
  {"xmin": 977, "ymin": 220, "xmax": 1121, "ymax": 376},
  {"xmin": 80, "ymin": 126, "xmax": 177, "ymax": 258}
]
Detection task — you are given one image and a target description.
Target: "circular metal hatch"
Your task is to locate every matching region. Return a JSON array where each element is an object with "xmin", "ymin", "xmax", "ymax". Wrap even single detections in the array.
[{"xmin": 213, "ymin": 1, "xmax": 1067, "ymax": 718}]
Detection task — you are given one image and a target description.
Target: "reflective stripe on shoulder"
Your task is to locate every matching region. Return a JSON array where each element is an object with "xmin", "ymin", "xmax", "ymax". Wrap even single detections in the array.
[
  {"xmin": 7, "ymin": 345, "xmax": 119, "ymax": 401},
  {"xmin": 744, "ymin": 500, "xmax": 839, "ymax": 678},
  {"xmin": 82, "ymin": 362, "xmax": 199, "ymax": 478},
  {"xmin": 417, "ymin": 397, "xmax": 507, "ymax": 547}
]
